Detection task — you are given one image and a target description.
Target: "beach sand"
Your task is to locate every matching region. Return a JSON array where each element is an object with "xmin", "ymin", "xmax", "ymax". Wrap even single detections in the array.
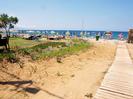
[{"xmin": 0, "ymin": 40, "xmax": 117, "ymax": 99}]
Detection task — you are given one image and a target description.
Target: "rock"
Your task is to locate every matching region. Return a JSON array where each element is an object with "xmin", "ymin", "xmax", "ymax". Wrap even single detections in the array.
[
  {"xmin": 57, "ymin": 72, "xmax": 63, "ymax": 76},
  {"xmin": 71, "ymin": 74, "xmax": 75, "ymax": 77},
  {"xmin": 85, "ymin": 93, "xmax": 93, "ymax": 98},
  {"xmin": 57, "ymin": 57, "xmax": 62, "ymax": 63}
]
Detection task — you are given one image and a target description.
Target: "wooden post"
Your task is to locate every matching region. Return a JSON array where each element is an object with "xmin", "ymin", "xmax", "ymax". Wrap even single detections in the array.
[{"xmin": 128, "ymin": 29, "xmax": 133, "ymax": 43}]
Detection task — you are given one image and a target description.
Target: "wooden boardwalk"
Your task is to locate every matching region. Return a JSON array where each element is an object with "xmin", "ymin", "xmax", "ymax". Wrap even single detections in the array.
[{"xmin": 94, "ymin": 42, "xmax": 133, "ymax": 99}]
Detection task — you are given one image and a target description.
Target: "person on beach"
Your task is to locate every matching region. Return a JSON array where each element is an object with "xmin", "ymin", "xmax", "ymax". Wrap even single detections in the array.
[
  {"xmin": 104, "ymin": 32, "xmax": 112, "ymax": 40},
  {"xmin": 109, "ymin": 32, "xmax": 112, "ymax": 39},
  {"xmin": 96, "ymin": 32, "xmax": 100, "ymax": 41},
  {"xmin": 118, "ymin": 33, "xmax": 123, "ymax": 40}
]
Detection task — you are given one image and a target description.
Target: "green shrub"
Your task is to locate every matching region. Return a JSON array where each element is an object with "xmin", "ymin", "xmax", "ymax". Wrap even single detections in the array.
[
  {"xmin": 18, "ymin": 40, "xmax": 91, "ymax": 60},
  {"xmin": 0, "ymin": 52, "xmax": 19, "ymax": 63}
]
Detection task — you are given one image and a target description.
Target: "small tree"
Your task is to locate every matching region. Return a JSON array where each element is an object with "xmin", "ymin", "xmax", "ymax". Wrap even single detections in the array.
[
  {"xmin": 0, "ymin": 13, "xmax": 18, "ymax": 37},
  {"xmin": 0, "ymin": 13, "xmax": 18, "ymax": 50}
]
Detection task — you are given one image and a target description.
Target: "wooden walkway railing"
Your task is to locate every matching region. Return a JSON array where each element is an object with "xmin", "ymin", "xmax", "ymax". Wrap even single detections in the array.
[{"xmin": 94, "ymin": 42, "xmax": 133, "ymax": 99}]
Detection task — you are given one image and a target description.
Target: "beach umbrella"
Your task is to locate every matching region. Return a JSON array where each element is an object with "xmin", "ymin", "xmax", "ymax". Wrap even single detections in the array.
[
  {"xmin": 66, "ymin": 31, "xmax": 70, "ymax": 36},
  {"xmin": 45, "ymin": 30, "xmax": 48, "ymax": 35},
  {"xmin": 56, "ymin": 32, "xmax": 59, "ymax": 36},
  {"xmin": 86, "ymin": 32, "xmax": 90, "ymax": 37},
  {"xmin": 36, "ymin": 31, "xmax": 41, "ymax": 33},
  {"xmin": 80, "ymin": 31, "xmax": 84, "ymax": 37},
  {"xmin": 27, "ymin": 30, "xmax": 34, "ymax": 33},
  {"xmin": 50, "ymin": 31, "xmax": 56, "ymax": 36},
  {"xmin": 73, "ymin": 32, "xmax": 77, "ymax": 36},
  {"xmin": 84, "ymin": 31, "xmax": 87, "ymax": 36},
  {"xmin": 87, "ymin": 32, "xmax": 90, "ymax": 35}
]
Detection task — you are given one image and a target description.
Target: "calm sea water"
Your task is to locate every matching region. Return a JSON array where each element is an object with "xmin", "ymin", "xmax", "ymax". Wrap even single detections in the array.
[{"xmin": 16, "ymin": 30, "xmax": 128, "ymax": 40}]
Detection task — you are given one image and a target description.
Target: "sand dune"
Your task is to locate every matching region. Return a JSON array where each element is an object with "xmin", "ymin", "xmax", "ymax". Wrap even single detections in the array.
[{"xmin": 0, "ymin": 41, "xmax": 117, "ymax": 99}]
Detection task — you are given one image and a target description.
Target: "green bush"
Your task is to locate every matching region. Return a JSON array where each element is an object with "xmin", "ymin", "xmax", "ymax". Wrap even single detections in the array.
[
  {"xmin": 0, "ymin": 52, "xmax": 19, "ymax": 63},
  {"xmin": 19, "ymin": 40, "xmax": 91, "ymax": 60}
]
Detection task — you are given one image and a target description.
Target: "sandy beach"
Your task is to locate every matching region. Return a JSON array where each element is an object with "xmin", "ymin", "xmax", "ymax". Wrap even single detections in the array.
[{"xmin": 0, "ymin": 40, "xmax": 117, "ymax": 99}]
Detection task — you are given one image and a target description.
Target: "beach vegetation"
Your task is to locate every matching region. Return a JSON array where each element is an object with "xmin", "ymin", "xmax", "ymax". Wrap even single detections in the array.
[
  {"xmin": 0, "ymin": 51, "xmax": 19, "ymax": 63},
  {"xmin": 0, "ymin": 38, "xmax": 91, "ymax": 62},
  {"xmin": 19, "ymin": 39, "xmax": 91, "ymax": 60}
]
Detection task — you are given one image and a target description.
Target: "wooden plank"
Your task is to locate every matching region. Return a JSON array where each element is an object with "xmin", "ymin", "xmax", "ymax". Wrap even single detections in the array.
[
  {"xmin": 103, "ymin": 76, "xmax": 133, "ymax": 84},
  {"xmin": 95, "ymin": 92, "xmax": 130, "ymax": 99},
  {"xmin": 102, "ymin": 80, "xmax": 133, "ymax": 88},
  {"xmin": 103, "ymin": 75, "xmax": 133, "ymax": 83},
  {"xmin": 108, "ymin": 71, "xmax": 133, "ymax": 76},
  {"xmin": 100, "ymin": 86, "xmax": 133, "ymax": 97},
  {"xmin": 95, "ymin": 88, "xmax": 133, "ymax": 99}
]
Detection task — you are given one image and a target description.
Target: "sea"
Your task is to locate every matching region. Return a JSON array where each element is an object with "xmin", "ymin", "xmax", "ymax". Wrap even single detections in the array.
[{"xmin": 13, "ymin": 30, "xmax": 128, "ymax": 40}]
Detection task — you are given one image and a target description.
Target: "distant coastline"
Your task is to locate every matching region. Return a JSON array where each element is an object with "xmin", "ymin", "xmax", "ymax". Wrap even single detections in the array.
[{"xmin": 10, "ymin": 30, "xmax": 128, "ymax": 39}]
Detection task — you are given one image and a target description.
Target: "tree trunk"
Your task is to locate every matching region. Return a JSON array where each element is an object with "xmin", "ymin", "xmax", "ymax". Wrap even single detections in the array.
[{"xmin": 5, "ymin": 29, "xmax": 10, "ymax": 50}]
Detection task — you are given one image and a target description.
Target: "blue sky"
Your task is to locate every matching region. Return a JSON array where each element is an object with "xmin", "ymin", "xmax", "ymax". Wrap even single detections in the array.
[{"xmin": 0, "ymin": 0, "xmax": 133, "ymax": 31}]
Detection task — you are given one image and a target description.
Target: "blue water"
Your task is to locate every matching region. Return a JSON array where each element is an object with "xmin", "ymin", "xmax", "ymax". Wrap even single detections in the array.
[{"xmin": 15, "ymin": 30, "xmax": 128, "ymax": 40}]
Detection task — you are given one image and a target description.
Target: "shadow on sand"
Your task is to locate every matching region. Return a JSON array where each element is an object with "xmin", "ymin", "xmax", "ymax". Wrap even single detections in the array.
[
  {"xmin": 0, "ymin": 68, "xmax": 64, "ymax": 99},
  {"xmin": 0, "ymin": 80, "xmax": 40, "ymax": 94}
]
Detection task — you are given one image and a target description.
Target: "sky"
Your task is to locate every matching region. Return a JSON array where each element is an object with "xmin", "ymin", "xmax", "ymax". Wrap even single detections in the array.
[{"xmin": 0, "ymin": 0, "xmax": 133, "ymax": 31}]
